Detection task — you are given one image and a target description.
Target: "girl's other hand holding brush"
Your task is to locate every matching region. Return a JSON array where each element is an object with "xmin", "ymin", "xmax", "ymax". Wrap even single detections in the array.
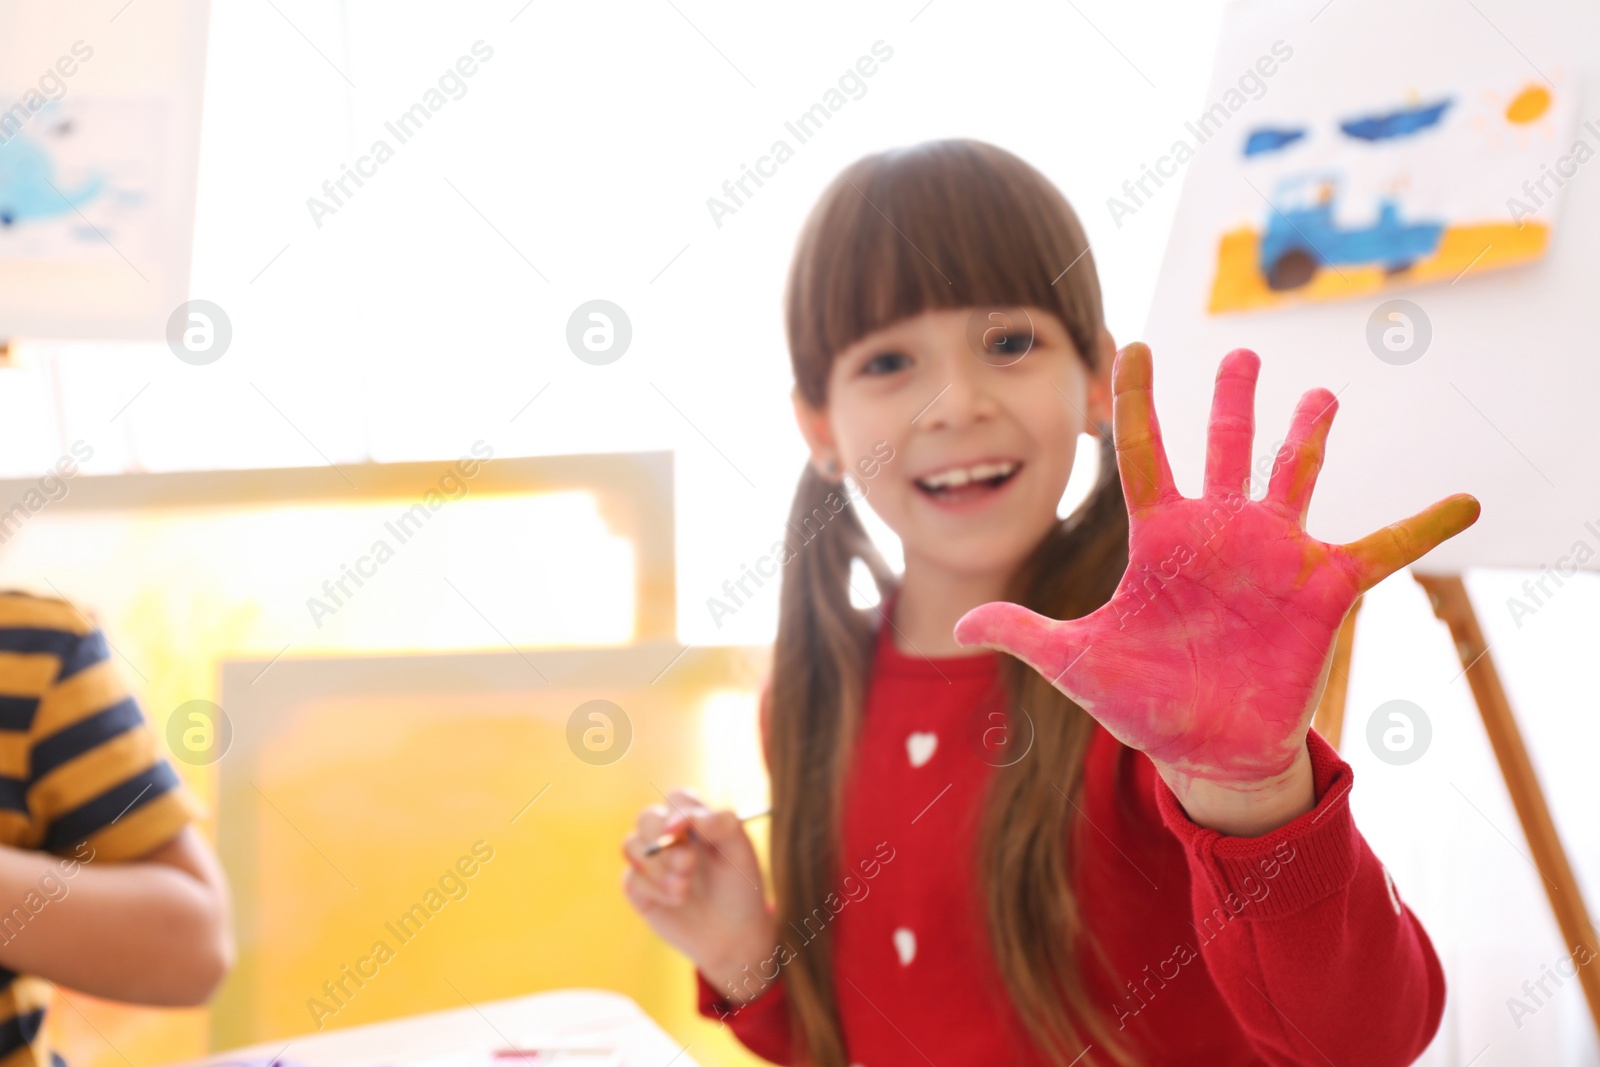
[{"xmin": 620, "ymin": 789, "xmax": 777, "ymax": 1007}]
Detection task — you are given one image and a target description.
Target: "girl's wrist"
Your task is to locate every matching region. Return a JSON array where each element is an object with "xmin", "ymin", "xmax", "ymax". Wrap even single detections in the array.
[
  {"xmin": 1155, "ymin": 740, "xmax": 1316, "ymax": 838},
  {"xmin": 700, "ymin": 958, "xmax": 776, "ymax": 1009},
  {"xmin": 698, "ymin": 919, "xmax": 782, "ymax": 1008}
]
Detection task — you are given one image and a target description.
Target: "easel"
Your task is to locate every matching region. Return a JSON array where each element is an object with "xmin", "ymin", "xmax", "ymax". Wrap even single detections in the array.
[{"xmin": 1311, "ymin": 573, "xmax": 1600, "ymax": 1039}]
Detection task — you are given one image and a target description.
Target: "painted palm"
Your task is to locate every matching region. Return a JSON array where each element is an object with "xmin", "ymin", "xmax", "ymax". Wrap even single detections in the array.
[{"xmin": 955, "ymin": 344, "xmax": 1479, "ymax": 785}]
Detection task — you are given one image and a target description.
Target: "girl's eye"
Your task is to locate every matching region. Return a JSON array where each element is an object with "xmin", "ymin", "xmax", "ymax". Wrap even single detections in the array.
[
  {"xmin": 861, "ymin": 350, "xmax": 911, "ymax": 376},
  {"xmin": 986, "ymin": 331, "xmax": 1032, "ymax": 357}
]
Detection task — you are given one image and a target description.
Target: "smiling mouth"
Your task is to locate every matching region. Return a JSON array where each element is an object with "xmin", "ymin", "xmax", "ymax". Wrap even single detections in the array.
[{"xmin": 913, "ymin": 459, "xmax": 1022, "ymax": 501}]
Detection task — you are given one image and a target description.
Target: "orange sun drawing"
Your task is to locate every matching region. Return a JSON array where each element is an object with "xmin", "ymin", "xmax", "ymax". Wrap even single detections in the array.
[
  {"xmin": 1472, "ymin": 79, "xmax": 1563, "ymax": 150},
  {"xmin": 1506, "ymin": 85, "xmax": 1552, "ymax": 123}
]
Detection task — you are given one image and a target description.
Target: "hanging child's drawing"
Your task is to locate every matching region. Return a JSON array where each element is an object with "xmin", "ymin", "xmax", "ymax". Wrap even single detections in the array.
[
  {"xmin": 0, "ymin": 97, "xmax": 167, "ymax": 266},
  {"xmin": 1207, "ymin": 70, "xmax": 1581, "ymax": 314}
]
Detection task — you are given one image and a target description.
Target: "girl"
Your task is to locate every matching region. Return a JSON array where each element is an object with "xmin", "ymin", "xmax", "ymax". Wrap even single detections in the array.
[{"xmin": 621, "ymin": 139, "xmax": 1474, "ymax": 1066}]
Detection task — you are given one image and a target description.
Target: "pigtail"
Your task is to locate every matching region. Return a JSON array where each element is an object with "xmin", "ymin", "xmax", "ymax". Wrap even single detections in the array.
[{"xmin": 768, "ymin": 463, "xmax": 893, "ymax": 1067}]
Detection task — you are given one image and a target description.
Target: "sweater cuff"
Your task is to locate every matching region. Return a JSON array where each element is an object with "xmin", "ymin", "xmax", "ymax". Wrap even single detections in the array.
[
  {"xmin": 1153, "ymin": 727, "xmax": 1359, "ymax": 920},
  {"xmin": 695, "ymin": 965, "xmax": 787, "ymax": 1029}
]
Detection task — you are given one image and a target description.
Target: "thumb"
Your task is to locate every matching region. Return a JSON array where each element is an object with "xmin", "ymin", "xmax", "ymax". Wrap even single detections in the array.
[
  {"xmin": 683, "ymin": 808, "xmax": 749, "ymax": 851},
  {"xmin": 682, "ymin": 809, "xmax": 763, "ymax": 887},
  {"xmin": 954, "ymin": 601, "xmax": 1088, "ymax": 689}
]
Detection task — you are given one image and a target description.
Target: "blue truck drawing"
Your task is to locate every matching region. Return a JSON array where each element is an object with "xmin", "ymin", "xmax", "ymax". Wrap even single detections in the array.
[{"xmin": 1258, "ymin": 172, "xmax": 1445, "ymax": 291}]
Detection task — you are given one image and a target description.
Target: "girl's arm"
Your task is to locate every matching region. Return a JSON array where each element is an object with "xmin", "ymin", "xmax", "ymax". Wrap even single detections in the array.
[
  {"xmin": 1147, "ymin": 730, "xmax": 1445, "ymax": 1065},
  {"xmin": 694, "ymin": 964, "xmax": 794, "ymax": 1063},
  {"xmin": 956, "ymin": 344, "xmax": 1473, "ymax": 1064}
]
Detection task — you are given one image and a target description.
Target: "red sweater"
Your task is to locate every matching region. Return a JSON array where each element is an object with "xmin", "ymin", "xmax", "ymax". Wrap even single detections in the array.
[{"xmin": 695, "ymin": 614, "xmax": 1446, "ymax": 1065}]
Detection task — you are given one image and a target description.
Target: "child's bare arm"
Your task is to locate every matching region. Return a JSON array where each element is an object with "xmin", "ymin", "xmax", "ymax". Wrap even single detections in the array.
[{"xmin": 0, "ymin": 826, "xmax": 233, "ymax": 1005}]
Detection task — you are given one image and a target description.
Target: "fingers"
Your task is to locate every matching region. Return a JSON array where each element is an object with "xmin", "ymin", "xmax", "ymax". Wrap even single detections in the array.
[
  {"xmin": 622, "ymin": 864, "xmax": 671, "ymax": 912},
  {"xmin": 625, "ymin": 802, "xmax": 680, "ymax": 866},
  {"xmin": 663, "ymin": 787, "xmax": 705, "ymax": 817},
  {"xmin": 621, "ymin": 792, "xmax": 755, "ymax": 913},
  {"xmin": 636, "ymin": 801, "xmax": 675, "ymax": 849},
  {"xmin": 680, "ymin": 806, "xmax": 747, "ymax": 850},
  {"xmin": 1266, "ymin": 386, "xmax": 1339, "ymax": 523},
  {"xmin": 1112, "ymin": 343, "xmax": 1181, "ymax": 514},
  {"xmin": 622, "ymin": 802, "xmax": 696, "ymax": 906},
  {"xmin": 1203, "ymin": 348, "xmax": 1260, "ymax": 500},
  {"xmin": 1339, "ymin": 493, "xmax": 1481, "ymax": 593},
  {"xmin": 954, "ymin": 601, "xmax": 1087, "ymax": 691},
  {"xmin": 672, "ymin": 795, "xmax": 761, "ymax": 886}
]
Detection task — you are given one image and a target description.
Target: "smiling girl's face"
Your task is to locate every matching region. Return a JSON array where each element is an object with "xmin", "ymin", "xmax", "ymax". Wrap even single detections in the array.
[{"xmin": 796, "ymin": 305, "xmax": 1114, "ymax": 587}]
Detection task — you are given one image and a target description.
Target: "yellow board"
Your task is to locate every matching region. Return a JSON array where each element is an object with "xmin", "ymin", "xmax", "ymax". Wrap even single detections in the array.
[
  {"xmin": 0, "ymin": 455, "xmax": 779, "ymax": 1067},
  {"xmin": 231, "ymin": 679, "xmax": 773, "ymax": 1067}
]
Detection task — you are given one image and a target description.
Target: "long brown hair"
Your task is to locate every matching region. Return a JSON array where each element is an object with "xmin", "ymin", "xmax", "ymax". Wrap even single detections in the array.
[{"xmin": 768, "ymin": 139, "xmax": 1137, "ymax": 1066}]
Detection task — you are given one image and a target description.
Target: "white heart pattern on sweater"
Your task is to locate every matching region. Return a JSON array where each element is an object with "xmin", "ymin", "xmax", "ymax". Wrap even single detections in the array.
[{"xmin": 893, "ymin": 927, "xmax": 917, "ymax": 966}]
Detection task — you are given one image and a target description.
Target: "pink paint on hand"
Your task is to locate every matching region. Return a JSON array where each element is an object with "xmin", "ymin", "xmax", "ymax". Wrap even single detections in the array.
[{"xmin": 955, "ymin": 344, "xmax": 1479, "ymax": 785}]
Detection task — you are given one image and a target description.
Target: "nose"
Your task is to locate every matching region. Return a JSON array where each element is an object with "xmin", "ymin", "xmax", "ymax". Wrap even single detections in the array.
[{"xmin": 913, "ymin": 344, "xmax": 997, "ymax": 432}]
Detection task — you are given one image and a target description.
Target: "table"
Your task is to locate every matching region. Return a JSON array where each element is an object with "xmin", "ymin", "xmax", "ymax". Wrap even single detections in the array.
[{"xmin": 168, "ymin": 990, "xmax": 701, "ymax": 1067}]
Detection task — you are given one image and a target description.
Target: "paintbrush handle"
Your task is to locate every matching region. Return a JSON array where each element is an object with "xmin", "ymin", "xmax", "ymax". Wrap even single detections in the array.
[{"xmin": 642, "ymin": 806, "xmax": 770, "ymax": 856}]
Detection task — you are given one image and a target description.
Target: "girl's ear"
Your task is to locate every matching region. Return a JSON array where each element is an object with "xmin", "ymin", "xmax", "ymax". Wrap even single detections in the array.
[
  {"xmin": 791, "ymin": 387, "xmax": 841, "ymax": 478},
  {"xmin": 1086, "ymin": 326, "xmax": 1115, "ymax": 429}
]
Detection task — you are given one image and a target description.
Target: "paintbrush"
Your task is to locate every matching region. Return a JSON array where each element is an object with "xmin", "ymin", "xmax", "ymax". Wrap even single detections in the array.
[{"xmin": 642, "ymin": 806, "xmax": 770, "ymax": 857}]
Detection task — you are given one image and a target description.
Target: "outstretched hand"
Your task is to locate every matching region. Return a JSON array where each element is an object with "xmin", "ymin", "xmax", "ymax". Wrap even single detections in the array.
[{"xmin": 955, "ymin": 343, "xmax": 1478, "ymax": 796}]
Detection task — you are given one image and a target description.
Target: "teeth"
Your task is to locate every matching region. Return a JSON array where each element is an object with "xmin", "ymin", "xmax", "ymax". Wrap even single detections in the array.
[
  {"xmin": 918, "ymin": 460, "xmax": 1018, "ymax": 490},
  {"xmin": 940, "ymin": 468, "xmax": 971, "ymax": 488}
]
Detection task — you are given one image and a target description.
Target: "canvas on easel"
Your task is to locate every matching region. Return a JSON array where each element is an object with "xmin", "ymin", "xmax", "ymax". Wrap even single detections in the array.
[{"xmin": 1143, "ymin": 0, "xmax": 1600, "ymax": 1057}]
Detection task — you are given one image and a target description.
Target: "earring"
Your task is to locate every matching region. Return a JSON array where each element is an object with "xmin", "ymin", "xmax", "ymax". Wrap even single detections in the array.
[{"xmin": 823, "ymin": 458, "xmax": 840, "ymax": 477}]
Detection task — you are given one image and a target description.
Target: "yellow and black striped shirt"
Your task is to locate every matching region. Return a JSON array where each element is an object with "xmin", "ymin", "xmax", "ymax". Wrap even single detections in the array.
[{"xmin": 0, "ymin": 592, "xmax": 197, "ymax": 1067}]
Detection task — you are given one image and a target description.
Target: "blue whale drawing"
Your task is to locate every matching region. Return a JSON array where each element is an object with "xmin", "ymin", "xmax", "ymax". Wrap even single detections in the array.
[{"xmin": 0, "ymin": 132, "xmax": 105, "ymax": 226}]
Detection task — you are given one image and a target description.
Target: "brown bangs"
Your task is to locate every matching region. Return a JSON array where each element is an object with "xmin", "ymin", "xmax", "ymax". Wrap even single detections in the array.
[{"xmin": 783, "ymin": 138, "xmax": 1105, "ymax": 407}]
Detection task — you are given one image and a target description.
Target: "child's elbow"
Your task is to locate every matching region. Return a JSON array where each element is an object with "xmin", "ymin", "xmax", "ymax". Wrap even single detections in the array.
[
  {"xmin": 149, "ymin": 831, "xmax": 238, "ymax": 1005},
  {"xmin": 156, "ymin": 893, "xmax": 236, "ymax": 1006},
  {"xmin": 189, "ymin": 924, "xmax": 236, "ymax": 1004},
  {"xmin": 166, "ymin": 922, "xmax": 235, "ymax": 1005}
]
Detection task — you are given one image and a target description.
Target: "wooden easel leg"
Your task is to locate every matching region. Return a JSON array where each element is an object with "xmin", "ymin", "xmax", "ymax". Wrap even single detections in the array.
[
  {"xmin": 1413, "ymin": 571, "xmax": 1600, "ymax": 1040},
  {"xmin": 1311, "ymin": 594, "xmax": 1362, "ymax": 749}
]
